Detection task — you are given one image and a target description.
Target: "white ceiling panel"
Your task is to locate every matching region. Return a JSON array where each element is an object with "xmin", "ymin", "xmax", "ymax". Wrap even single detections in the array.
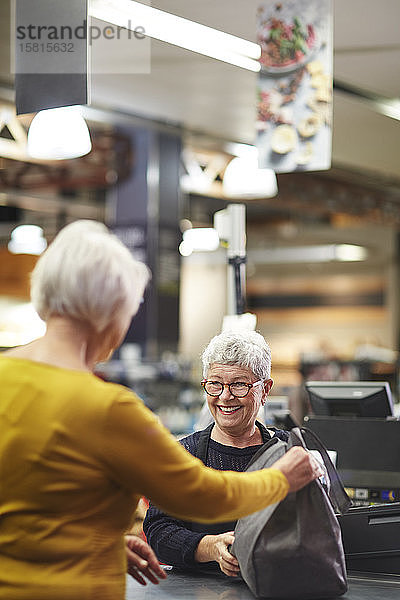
[
  {"xmin": 332, "ymin": 95, "xmax": 400, "ymax": 177},
  {"xmin": 334, "ymin": 50, "xmax": 400, "ymax": 97}
]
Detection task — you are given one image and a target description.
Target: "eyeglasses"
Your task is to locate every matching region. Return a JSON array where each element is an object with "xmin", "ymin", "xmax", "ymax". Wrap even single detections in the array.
[{"xmin": 201, "ymin": 379, "xmax": 264, "ymax": 398}]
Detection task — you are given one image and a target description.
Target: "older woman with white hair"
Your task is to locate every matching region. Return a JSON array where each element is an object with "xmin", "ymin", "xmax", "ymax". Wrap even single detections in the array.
[
  {"xmin": 0, "ymin": 221, "xmax": 321, "ymax": 600},
  {"xmin": 144, "ymin": 330, "xmax": 289, "ymax": 577}
]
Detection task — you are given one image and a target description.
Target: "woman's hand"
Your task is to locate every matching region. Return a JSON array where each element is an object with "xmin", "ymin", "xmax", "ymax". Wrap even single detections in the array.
[
  {"xmin": 272, "ymin": 446, "xmax": 324, "ymax": 493},
  {"xmin": 125, "ymin": 535, "xmax": 167, "ymax": 585},
  {"xmin": 194, "ymin": 532, "xmax": 240, "ymax": 577}
]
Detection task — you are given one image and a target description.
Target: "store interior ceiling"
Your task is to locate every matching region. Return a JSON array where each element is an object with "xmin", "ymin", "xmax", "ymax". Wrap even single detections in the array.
[
  {"xmin": 0, "ymin": 0, "xmax": 400, "ymax": 241},
  {"xmin": 88, "ymin": 0, "xmax": 400, "ymax": 182}
]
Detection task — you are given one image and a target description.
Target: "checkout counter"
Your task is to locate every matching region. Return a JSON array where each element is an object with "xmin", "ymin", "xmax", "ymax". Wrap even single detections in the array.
[
  {"xmin": 126, "ymin": 570, "xmax": 400, "ymax": 600},
  {"xmin": 127, "ymin": 385, "xmax": 400, "ymax": 599}
]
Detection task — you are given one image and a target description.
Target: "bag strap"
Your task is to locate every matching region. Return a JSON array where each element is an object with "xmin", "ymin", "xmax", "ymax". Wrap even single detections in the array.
[
  {"xmin": 193, "ymin": 423, "xmax": 214, "ymax": 464},
  {"xmin": 291, "ymin": 426, "xmax": 352, "ymax": 514}
]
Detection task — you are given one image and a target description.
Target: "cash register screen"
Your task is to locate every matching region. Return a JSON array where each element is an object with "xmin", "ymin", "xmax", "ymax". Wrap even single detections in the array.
[{"xmin": 305, "ymin": 381, "xmax": 393, "ymax": 418}]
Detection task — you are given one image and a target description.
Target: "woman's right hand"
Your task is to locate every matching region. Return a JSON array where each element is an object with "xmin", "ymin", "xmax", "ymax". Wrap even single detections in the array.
[
  {"xmin": 272, "ymin": 446, "xmax": 324, "ymax": 493},
  {"xmin": 125, "ymin": 535, "xmax": 167, "ymax": 585}
]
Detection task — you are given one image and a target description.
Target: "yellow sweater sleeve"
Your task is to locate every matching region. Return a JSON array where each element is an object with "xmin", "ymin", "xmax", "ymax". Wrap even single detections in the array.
[{"xmin": 101, "ymin": 390, "xmax": 289, "ymax": 523}]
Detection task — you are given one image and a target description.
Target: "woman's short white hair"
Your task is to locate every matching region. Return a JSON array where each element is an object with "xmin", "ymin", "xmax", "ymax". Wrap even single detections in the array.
[
  {"xmin": 31, "ymin": 220, "xmax": 151, "ymax": 332},
  {"xmin": 201, "ymin": 330, "xmax": 272, "ymax": 380}
]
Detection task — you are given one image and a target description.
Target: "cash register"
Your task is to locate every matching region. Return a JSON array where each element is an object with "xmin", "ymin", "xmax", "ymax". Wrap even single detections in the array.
[
  {"xmin": 304, "ymin": 380, "xmax": 398, "ymax": 505},
  {"xmin": 304, "ymin": 381, "xmax": 400, "ymax": 575}
]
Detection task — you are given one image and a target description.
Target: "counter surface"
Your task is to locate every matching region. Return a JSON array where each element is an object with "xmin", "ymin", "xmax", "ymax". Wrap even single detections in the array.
[{"xmin": 126, "ymin": 570, "xmax": 400, "ymax": 600}]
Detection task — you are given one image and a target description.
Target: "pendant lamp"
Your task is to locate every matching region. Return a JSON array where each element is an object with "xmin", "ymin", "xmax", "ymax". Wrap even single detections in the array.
[
  {"xmin": 223, "ymin": 155, "xmax": 277, "ymax": 199},
  {"xmin": 27, "ymin": 105, "xmax": 92, "ymax": 160}
]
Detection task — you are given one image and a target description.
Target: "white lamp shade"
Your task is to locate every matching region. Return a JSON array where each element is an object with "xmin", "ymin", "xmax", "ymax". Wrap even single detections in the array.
[
  {"xmin": 223, "ymin": 156, "xmax": 277, "ymax": 199},
  {"xmin": 179, "ymin": 227, "xmax": 220, "ymax": 256},
  {"xmin": 8, "ymin": 224, "xmax": 47, "ymax": 255},
  {"xmin": 27, "ymin": 106, "xmax": 92, "ymax": 160}
]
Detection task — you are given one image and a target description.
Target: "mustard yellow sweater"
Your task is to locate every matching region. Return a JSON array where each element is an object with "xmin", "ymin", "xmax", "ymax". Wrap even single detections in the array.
[{"xmin": 0, "ymin": 356, "xmax": 288, "ymax": 600}]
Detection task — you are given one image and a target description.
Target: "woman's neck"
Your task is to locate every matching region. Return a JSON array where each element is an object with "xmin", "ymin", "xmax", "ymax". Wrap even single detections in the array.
[
  {"xmin": 5, "ymin": 316, "xmax": 97, "ymax": 372},
  {"xmin": 211, "ymin": 422, "xmax": 263, "ymax": 448}
]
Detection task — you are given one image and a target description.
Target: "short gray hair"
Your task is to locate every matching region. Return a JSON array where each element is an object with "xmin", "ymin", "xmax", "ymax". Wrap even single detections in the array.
[
  {"xmin": 31, "ymin": 220, "xmax": 150, "ymax": 332},
  {"xmin": 201, "ymin": 330, "xmax": 272, "ymax": 380}
]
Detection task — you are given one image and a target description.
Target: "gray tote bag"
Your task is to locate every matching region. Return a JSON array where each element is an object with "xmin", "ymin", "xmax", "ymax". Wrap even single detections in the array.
[{"xmin": 232, "ymin": 427, "xmax": 351, "ymax": 599}]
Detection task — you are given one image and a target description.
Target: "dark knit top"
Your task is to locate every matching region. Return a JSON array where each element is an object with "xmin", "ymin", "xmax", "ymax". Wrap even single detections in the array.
[{"xmin": 143, "ymin": 423, "xmax": 289, "ymax": 570}]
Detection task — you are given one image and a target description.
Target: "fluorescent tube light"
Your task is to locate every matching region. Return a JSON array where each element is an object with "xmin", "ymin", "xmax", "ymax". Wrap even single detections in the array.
[
  {"xmin": 248, "ymin": 244, "xmax": 368, "ymax": 264},
  {"xmin": 376, "ymin": 99, "xmax": 400, "ymax": 121},
  {"xmin": 335, "ymin": 244, "xmax": 368, "ymax": 262},
  {"xmin": 334, "ymin": 80, "xmax": 400, "ymax": 122},
  {"xmin": 89, "ymin": 0, "xmax": 261, "ymax": 71}
]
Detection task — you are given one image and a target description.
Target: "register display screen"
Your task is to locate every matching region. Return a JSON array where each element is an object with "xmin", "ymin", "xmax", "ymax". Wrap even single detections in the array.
[{"xmin": 305, "ymin": 381, "xmax": 394, "ymax": 418}]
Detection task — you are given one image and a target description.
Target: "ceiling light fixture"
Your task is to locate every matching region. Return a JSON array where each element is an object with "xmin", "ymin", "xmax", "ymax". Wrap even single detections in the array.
[
  {"xmin": 89, "ymin": 0, "xmax": 261, "ymax": 71},
  {"xmin": 376, "ymin": 99, "xmax": 400, "ymax": 121},
  {"xmin": 8, "ymin": 224, "xmax": 47, "ymax": 255},
  {"xmin": 334, "ymin": 80, "xmax": 400, "ymax": 122},
  {"xmin": 27, "ymin": 106, "xmax": 92, "ymax": 160},
  {"xmin": 179, "ymin": 227, "xmax": 220, "ymax": 256},
  {"xmin": 248, "ymin": 244, "xmax": 368, "ymax": 264},
  {"xmin": 223, "ymin": 146, "xmax": 277, "ymax": 199}
]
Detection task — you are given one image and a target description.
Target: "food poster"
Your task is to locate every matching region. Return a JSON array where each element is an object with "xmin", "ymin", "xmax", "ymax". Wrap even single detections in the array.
[{"xmin": 256, "ymin": 0, "xmax": 333, "ymax": 172}]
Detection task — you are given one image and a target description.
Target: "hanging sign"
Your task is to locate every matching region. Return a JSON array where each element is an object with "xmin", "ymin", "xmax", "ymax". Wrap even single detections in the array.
[{"xmin": 256, "ymin": 0, "xmax": 333, "ymax": 172}]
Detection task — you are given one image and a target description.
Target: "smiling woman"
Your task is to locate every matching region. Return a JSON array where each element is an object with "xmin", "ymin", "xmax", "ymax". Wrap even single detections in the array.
[
  {"xmin": 144, "ymin": 330, "xmax": 288, "ymax": 577},
  {"xmin": 201, "ymin": 363, "xmax": 273, "ymax": 448}
]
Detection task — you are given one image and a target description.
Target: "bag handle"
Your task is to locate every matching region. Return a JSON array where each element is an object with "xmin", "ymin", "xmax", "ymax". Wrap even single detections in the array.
[
  {"xmin": 194, "ymin": 423, "xmax": 214, "ymax": 464},
  {"xmin": 290, "ymin": 426, "xmax": 352, "ymax": 514}
]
